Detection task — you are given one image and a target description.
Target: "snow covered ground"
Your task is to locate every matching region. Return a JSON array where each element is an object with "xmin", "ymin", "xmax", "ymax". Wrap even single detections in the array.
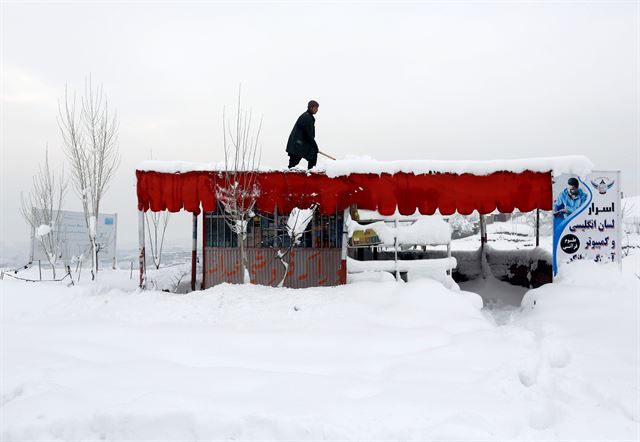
[
  {"xmin": 1, "ymin": 248, "xmax": 639, "ymax": 440},
  {"xmin": 451, "ymin": 219, "xmax": 552, "ymax": 252}
]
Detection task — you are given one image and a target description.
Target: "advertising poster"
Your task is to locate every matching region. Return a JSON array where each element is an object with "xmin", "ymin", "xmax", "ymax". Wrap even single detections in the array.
[{"xmin": 552, "ymin": 171, "xmax": 621, "ymax": 275}]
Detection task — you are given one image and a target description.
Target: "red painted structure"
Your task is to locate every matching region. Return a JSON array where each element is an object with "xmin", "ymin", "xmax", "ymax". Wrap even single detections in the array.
[{"xmin": 136, "ymin": 170, "xmax": 553, "ymax": 215}]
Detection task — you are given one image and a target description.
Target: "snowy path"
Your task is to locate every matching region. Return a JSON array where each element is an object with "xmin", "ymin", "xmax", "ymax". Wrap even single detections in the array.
[
  {"xmin": 1, "ymin": 263, "xmax": 638, "ymax": 440},
  {"xmin": 460, "ymin": 274, "xmax": 528, "ymax": 326}
]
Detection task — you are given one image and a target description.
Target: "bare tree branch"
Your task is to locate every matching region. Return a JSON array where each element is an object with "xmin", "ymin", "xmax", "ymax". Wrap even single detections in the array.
[
  {"xmin": 145, "ymin": 210, "xmax": 170, "ymax": 269},
  {"xmin": 20, "ymin": 147, "xmax": 69, "ymax": 278},
  {"xmin": 214, "ymin": 87, "xmax": 262, "ymax": 283},
  {"xmin": 274, "ymin": 204, "xmax": 317, "ymax": 287},
  {"xmin": 58, "ymin": 76, "xmax": 120, "ymax": 280}
]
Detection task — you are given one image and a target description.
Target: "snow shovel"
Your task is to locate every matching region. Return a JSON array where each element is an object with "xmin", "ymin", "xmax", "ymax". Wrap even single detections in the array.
[{"xmin": 319, "ymin": 150, "xmax": 337, "ymax": 161}]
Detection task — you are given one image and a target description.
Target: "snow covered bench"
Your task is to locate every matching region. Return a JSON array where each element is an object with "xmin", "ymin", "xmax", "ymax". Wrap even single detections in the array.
[
  {"xmin": 346, "ymin": 211, "xmax": 456, "ymax": 285},
  {"xmin": 347, "ymin": 256, "xmax": 457, "ymax": 273}
]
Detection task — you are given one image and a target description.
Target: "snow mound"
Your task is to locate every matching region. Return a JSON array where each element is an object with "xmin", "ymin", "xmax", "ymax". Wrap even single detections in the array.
[
  {"xmin": 347, "ymin": 216, "xmax": 451, "ymax": 246},
  {"xmin": 552, "ymin": 260, "xmax": 636, "ymax": 289},
  {"xmin": 347, "ymin": 270, "xmax": 396, "ymax": 284},
  {"xmin": 0, "ymin": 276, "xmax": 494, "ymax": 440},
  {"xmin": 515, "ymin": 261, "xmax": 639, "ymax": 437},
  {"xmin": 397, "ymin": 217, "xmax": 451, "ymax": 245}
]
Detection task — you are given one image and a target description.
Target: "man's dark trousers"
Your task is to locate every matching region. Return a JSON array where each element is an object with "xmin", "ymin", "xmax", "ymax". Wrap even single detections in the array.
[{"xmin": 288, "ymin": 154, "xmax": 317, "ymax": 170}]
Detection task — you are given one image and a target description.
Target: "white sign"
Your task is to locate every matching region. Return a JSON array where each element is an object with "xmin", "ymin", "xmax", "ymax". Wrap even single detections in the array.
[
  {"xmin": 552, "ymin": 171, "xmax": 621, "ymax": 275},
  {"xmin": 31, "ymin": 210, "xmax": 118, "ymax": 265}
]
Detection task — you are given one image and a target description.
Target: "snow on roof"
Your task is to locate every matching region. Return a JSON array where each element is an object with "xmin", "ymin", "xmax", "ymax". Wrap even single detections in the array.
[
  {"xmin": 137, "ymin": 161, "xmax": 228, "ymax": 174},
  {"xmin": 320, "ymin": 155, "xmax": 593, "ymax": 177},
  {"xmin": 137, "ymin": 155, "xmax": 593, "ymax": 177}
]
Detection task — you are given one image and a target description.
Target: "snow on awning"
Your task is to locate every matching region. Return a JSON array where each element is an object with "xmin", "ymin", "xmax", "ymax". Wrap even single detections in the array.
[
  {"xmin": 137, "ymin": 155, "xmax": 593, "ymax": 177},
  {"xmin": 136, "ymin": 168, "xmax": 555, "ymax": 216},
  {"xmin": 137, "ymin": 156, "xmax": 595, "ymax": 215}
]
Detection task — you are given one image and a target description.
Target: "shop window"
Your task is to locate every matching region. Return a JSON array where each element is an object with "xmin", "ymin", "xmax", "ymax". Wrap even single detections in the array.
[{"xmin": 205, "ymin": 207, "xmax": 343, "ymax": 249}]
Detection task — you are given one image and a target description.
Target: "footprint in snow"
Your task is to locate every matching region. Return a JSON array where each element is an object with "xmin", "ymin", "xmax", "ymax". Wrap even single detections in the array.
[
  {"xmin": 529, "ymin": 403, "xmax": 554, "ymax": 430},
  {"xmin": 546, "ymin": 343, "xmax": 571, "ymax": 368}
]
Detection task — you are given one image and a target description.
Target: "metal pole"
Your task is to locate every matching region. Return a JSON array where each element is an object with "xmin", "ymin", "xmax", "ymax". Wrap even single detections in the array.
[
  {"xmin": 138, "ymin": 210, "xmax": 146, "ymax": 289},
  {"xmin": 616, "ymin": 172, "xmax": 623, "ymax": 270},
  {"xmin": 394, "ymin": 218, "xmax": 399, "ymax": 282},
  {"xmin": 479, "ymin": 214, "xmax": 487, "ymax": 279},
  {"xmin": 341, "ymin": 208, "xmax": 349, "ymax": 284},
  {"xmin": 112, "ymin": 213, "xmax": 118, "ymax": 270},
  {"xmin": 341, "ymin": 208, "xmax": 349, "ymax": 261},
  {"xmin": 479, "ymin": 214, "xmax": 487, "ymax": 248},
  {"xmin": 535, "ymin": 209, "xmax": 540, "ymax": 247},
  {"xmin": 191, "ymin": 213, "xmax": 197, "ymax": 292},
  {"xmin": 29, "ymin": 209, "xmax": 36, "ymax": 263},
  {"xmin": 38, "ymin": 260, "xmax": 42, "ymax": 281},
  {"xmin": 201, "ymin": 211, "xmax": 207, "ymax": 290}
]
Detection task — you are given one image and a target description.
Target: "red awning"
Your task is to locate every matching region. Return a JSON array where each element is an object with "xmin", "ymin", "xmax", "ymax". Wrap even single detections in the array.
[{"xmin": 136, "ymin": 170, "xmax": 552, "ymax": 216}]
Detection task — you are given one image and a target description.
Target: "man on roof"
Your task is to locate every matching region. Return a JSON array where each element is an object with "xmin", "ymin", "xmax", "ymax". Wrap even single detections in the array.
[
  {"xmin": 553, "ymin": 177, "xmax": 588, "ymax": 219},
  {"xmin": 286, "ymin": 100, "xmax": 319, "ymax": 170}
]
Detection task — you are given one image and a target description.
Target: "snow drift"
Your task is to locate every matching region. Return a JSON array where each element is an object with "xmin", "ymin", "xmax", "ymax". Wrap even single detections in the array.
[{"xmin": 1, "ymin": 259, "xmax": 638, "ymax": 440}]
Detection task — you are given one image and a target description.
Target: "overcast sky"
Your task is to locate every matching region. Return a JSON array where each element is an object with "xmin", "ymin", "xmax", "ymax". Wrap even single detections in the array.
[{"xmin": 1, "ymin": 1, "xmax": 638, "ymax": 255}]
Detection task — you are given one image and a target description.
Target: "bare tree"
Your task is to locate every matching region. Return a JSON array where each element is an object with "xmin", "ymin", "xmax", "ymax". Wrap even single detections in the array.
[
  {"xmin": 20, "ymin": 148, "xmax": 69, "ymax": 278},
  {"xmin": 145, "ymin": 211, "xmax": 170, "ymax": 269},
  {"xmin": 214, "ymin": 89, "xmax": 262, "ymax": 283},
  {"xmin": 58, "ymin": 76, "xmax": 120, "ymax": 280},
  {"xmin": 275, "ymin": 204, "xmax": 317, "ymax": 287},
  {"xmin": 170, "ymin": 266, "xmax": 190, "ymax": 293},
  {"xmin": 621, "ymin": 199, "xmax": 637, "ymax": 257}
]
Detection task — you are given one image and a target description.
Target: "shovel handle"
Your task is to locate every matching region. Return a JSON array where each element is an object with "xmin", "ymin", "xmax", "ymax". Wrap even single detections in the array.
[{"xmin": 318, "ymin": 150, "xmax": 336, "ymax": 161}]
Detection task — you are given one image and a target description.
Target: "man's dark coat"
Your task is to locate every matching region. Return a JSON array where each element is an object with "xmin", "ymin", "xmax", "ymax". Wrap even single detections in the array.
[{"xmin": 286, "ymin": 111, "xmax": 318, "ymax": 160}]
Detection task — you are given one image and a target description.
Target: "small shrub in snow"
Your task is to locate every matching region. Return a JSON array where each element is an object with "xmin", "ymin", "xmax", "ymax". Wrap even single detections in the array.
[{"xmin": 20, "ymin": 149, "xmax": 68, "ymax": 278}]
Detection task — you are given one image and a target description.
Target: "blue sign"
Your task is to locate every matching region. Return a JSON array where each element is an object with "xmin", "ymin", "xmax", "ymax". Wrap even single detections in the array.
[{"xmin": 552, "ymin": 171, "xmax": 621, "ymax": 275}]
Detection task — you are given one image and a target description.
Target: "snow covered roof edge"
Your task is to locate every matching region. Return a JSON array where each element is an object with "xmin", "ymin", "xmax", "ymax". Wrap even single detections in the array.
[{"xmin": 137, "ymin": 155, "xmax": 593, "ymax": 177}]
